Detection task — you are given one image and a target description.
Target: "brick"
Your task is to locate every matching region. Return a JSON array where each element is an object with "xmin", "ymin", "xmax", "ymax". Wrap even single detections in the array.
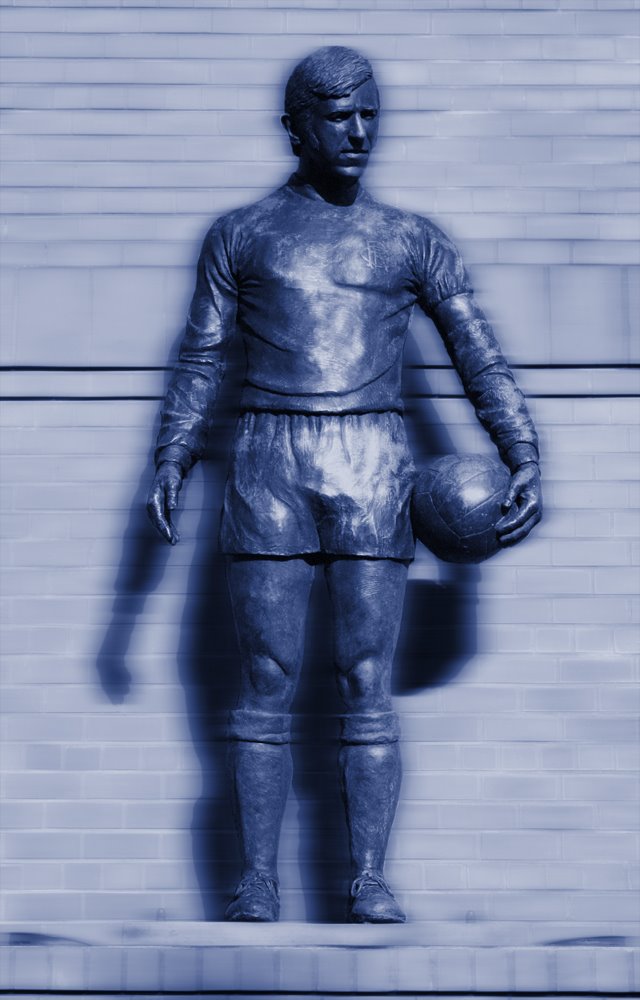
[
  {"xmin": 614, "ymin": 627, "xmax": 640, "ymax": 653},
  {"xmin": 17, "ymin": 862, "xmax": 63, "ymax": 890},
  {"xmin": 0, "ymin": 801, "xmax": 44, "ymax": 829},
  {"xmin": 598, "ymin": 797, "xmax": 640, "ymax": 836},
  {"xmin": 525, "ymin": 686, "xmax": 595, "ymax": 711},
  {"xmin": 420, "ymin": 862, "xmax": 467, "ymax": 890},
  {"xmin": 395, "ymin": 946, "xmax": 436, "ymax": 991},
  {"xmin": 559, "ymin": 657, "xmax": 634, "ymax": 683},
  {"xmin": 201, "ymin": 946, "xmax": 239, "ymax": 991},
  {"xmin": 552, "ymin": 540, "xmax": 631, "ymax": 566},
  {"xmin": 564, "ymin": 718, "xmax": 639, "ymax": 745},
  {"xmin": 482, "ymin": 715, "xmax": 561, "ymax": 742},
  {"xmin": 45, "ymin": 802, "xmax": 122, "ymax": 829},
  {"xmin": 4, "ymin": 892, "xmax": 79, "ymax": 921},
  {"xmin": 403, "ymin": 773, "xmax": 479, "ymax": 801},
  {"xmin": 596, "ymin": 947, "xmax": 633, "ymax": 994},
  {"xmin": 431, "ymin": 946, "xmax": 475, "ymax": 991},
  {"xmin": 102, "ymin": 863, "xmax": 143, "ymax": 891},
  {"xmin": 354, "ymin": 947, "xmax": 398, "ymax": 992},
  {"xmin": 498, "ymin": 744, "xmax": 541, "ymax": 772},
  {"xmin": 483, "ymin": 774, "xmax": 559, "ymax": 801},
  {"xmin": 439, "ymin": 803, "xmax": 516, "ymax": 831},
  {"xmin": 562, "ymin": 831, "xmax": 639, "ymax": 862},
  {"xmin": 162, "ymin": 947, "xmax": 201, "ymax": 992},
  {"xmin": 65, "ymin": 863, "xmax": 102, "ymax": 889},
  {"xmin": 577, "ymin": 11, "xmax": 640, "ymax": 33},
  {"xmin": 598, "ymin": 684, "xmax": 640, "ymax": 713},
  {"xmin": 11, "ymin": 946, "xmax": 51, "ymax": 991},
  {"xmin": 50, "ymin": 947, "xmax": 85, "ymax": 991},
  {"xmin": 581, "ymin": 862, "xmax": 634, "ymax": 891},
  {"xmin": 85, "ymin": 947, "xmax": 124, "ymax": 992},
  {"xmin": 520, "ymin": 568, "xmax": 592, "ymax": 595},
  {"xmin": 553, "ymin": 947, "xmax": 598, "ymax": 991},
  {"xmin": 491, "ymin": 890, "xmax": 568, "ymax": 921},
  {"xmin": 482, "ymin": 832, "xmax": 560, "ymax": 861},
  {"xmin": 514, "ymin": 948, "xmax": 553, "ymax": 991},
  {"xmin": 235, "ymin": 946, "xmax": 279, "ymax": 991},
  {"xmin": 84, "ymin": 833, "xmax": 160, "ymax": 860},
  {"xmin": 276, "ymin": 948, "xmax": 317, "ymax": 992},
  {"xmin": 564, "ymin": 773, "xmax": 639, "ymax": 800},
  {"xmin": 124, "ymin": 947, "xmax": 163, "ymax": 991}
]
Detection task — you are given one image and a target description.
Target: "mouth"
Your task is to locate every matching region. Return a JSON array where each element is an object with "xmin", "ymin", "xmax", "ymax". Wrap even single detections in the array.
[{"xmin": 339, "ymin": 151, "xmax": 369, "ymax": 162}]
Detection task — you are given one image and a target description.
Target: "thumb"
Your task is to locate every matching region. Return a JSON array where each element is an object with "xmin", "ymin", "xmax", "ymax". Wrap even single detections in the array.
[
  {"xmin": 166, "ymin": 482, "xmax": 180, "ymax": 510},
  {"xmin": 501, "ymin": 476, "xmax": 519, "ymax": 512}
]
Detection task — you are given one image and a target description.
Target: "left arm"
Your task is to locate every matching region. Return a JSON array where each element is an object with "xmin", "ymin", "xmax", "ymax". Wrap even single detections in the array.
[{"xmin": 430, "ymin": 291, "xmax": 543, "ymax": 546}]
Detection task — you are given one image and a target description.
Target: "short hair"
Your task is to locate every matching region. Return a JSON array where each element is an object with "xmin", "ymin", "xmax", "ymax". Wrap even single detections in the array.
[{"xmin": 284, "ymin": 46, "xmax": 375, "ymax": 141}]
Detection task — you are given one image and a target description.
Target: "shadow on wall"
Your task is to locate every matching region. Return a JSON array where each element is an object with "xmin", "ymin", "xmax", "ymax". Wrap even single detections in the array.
[{"xmin": 95, "ymin": 334, "xmax": 478, "ymax": 922}]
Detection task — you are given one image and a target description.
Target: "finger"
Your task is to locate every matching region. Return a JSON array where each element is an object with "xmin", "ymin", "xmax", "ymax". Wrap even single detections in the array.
[
  {"xmin": 501, "ymin": 480, "xmax": 519, "ymax": 513},
  {"xmin": 166, "ymin": 479, "xmax": 181, "ymax": 511},
  {"xmin": 147, "ymin": 490, "xmax": 173, "ymax": 544},
  {"xmin": 498, "ymin": 511, "xmax": 541, "ymax": 547},
  {"xmin": 496, "ymin": 494, "xmax": 539, "ymax": 535}
]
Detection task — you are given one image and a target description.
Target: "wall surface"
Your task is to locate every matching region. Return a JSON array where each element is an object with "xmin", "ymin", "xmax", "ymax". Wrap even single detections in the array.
[{"xmin": 1, "ymin": 0, "xmax": 639, "ymax": 943}]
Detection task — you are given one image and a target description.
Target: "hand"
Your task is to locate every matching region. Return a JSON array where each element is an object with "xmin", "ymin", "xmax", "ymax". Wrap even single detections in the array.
[
  {"xmin": 496, "ymin": 462, "xmax": 542, "ymax": 547},
  {"xmin": 146, "ymin": 461, "xmax": 184, "ymax": 545}
]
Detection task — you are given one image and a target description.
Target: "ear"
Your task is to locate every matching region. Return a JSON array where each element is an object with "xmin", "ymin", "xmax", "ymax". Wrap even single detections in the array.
[{"xmin": 281, "ymin": 114, "xmax": 302, "ymax": 157}]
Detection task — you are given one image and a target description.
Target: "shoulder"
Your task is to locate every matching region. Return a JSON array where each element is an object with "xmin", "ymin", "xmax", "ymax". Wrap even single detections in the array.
[
  {"xmin": 199, "ymin": 188, "xmax": 288, "ymax": 268},
  {"xmin": 362, "ymin": 193, "xmax": 457, "ymax": 249},
  {"xmin": 365, "ymin": 197, "xmax": 473, "ymax": 309},
  {"xmin": 203, "ymin": 188, "xmax": 287, "ymax": 244}
]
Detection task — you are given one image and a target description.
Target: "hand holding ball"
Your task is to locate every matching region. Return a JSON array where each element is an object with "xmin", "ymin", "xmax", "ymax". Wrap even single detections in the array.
[{"xmin": 411, "ymin": 454, "xmax": 511, "ymax": 563}]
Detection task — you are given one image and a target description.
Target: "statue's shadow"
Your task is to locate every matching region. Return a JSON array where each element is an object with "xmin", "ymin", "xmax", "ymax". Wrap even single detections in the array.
[{"xmin": 95, "ymin": 346, "xmax": 479, "ymax": 922}]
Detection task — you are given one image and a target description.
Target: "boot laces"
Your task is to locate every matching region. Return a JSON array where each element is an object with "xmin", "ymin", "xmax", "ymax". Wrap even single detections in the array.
[
  {"xmin": 236, "ymin": 870, "xmax": 279, "ymax": 898},
  {"xmin": 351, "ymin": 870, "xmax": 392, "ymax": 898}
]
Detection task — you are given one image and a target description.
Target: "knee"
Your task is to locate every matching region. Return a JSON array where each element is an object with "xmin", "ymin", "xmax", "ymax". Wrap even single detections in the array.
[
  {"xmin": 337, "ymin": 657, "xmax": 390, "ymax": 712},
  {"xmin": 245, "ymin": 654, "xmax": 294, "ymax": 709}
]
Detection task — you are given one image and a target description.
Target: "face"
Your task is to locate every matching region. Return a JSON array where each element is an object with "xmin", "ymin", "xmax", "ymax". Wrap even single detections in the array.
[{"xmin": 294, "ymin": 77, "xmax": 380, "ymax": 180}]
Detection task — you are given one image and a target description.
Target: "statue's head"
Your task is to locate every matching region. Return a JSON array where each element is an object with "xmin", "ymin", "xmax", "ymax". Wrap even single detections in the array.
[{"xmin": 282, "ymin": 46, "xmax": 379, "ymax": 182}]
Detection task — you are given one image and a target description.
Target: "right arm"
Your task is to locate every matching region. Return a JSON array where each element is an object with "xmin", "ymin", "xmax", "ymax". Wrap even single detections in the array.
[{"xmin": 147, "ymin": 219, "xmax": 239, "ymax": 543}]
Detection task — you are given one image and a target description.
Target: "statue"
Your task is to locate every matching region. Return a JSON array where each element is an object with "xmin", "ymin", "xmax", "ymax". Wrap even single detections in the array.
[{"xmin": 147, "ymin": 47, "xmax": 542, "ymax": 923}]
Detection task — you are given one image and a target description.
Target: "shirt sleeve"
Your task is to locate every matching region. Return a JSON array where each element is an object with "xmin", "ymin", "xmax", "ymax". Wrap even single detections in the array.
[
  {"xmin": 415, "ymin": 221, "xmax": 474, "ymax": 315},
  {"xmin": 415, "ymin": 223, "xmax": 539, "ymax": 472},
  {"xmin": 154, "ymin": 218, "xmax": 239, "ymax": 472}
]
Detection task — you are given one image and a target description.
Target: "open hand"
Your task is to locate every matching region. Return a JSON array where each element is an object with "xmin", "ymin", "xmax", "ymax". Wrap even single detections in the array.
[
  {"xmin": 146, "ymin": 461, "xmax": 184, "ymax": 545},
  {"xmin": 496, "ymin": 462, "xmax": 542, "ymax": 547}
]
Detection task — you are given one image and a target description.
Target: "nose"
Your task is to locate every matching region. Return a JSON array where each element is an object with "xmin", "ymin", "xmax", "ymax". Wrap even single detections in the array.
[{"xmin": 348, "ymin": 114, "xmax": 367, "ymax": 146}]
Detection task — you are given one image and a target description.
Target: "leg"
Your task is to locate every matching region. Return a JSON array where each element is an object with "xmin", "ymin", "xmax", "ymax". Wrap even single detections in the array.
[
  {"xmin": 325, "ymin": 557, "xmax": 408, "ymax": 922},
  {"xmin": 225, "ymin": 555, "xmax": 314, "ymax": 920}
]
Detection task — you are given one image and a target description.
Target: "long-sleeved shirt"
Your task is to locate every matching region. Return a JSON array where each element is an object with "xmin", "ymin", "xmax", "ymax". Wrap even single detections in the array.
[{"xmin": 155, "ymin": 175, "xmax": 539, "ymax": 474}]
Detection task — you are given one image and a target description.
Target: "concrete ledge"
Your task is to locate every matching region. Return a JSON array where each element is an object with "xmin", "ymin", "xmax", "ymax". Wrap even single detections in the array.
[{"xmin": 0, "ymin": 922, "xmax": 638, "ymax": 995}]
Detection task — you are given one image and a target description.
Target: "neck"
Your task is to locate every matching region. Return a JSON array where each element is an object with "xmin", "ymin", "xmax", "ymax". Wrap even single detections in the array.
[{"xmin": 294, "ymin": 163, "xmax": 361, "ymax": 206}]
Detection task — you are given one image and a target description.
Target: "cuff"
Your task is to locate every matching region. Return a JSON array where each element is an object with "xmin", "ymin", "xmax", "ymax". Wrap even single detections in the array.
[
  {"xmin": 340, "ymin": 711, "xmax": 401, "ymax": 745},
  {"xmin": 504, "ymin": 442, "xmax": 539, "ymax": 473},
  {"xmin": 155, "ymin": 444, "xmax": 193, "ymax": 476},
  {"xmin": 228, "ymin": 709, "xmax": 292, "ymax": 745}
]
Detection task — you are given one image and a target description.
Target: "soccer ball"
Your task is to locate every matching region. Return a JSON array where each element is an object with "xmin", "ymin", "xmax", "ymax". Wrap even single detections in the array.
[{"xmin": 411, "ymin": 454, "xmax": 511, "ymax": 563}]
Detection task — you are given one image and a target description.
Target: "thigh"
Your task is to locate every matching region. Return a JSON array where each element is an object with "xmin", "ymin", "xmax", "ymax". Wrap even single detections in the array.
[
  {"xmin": 227, "ymin": 556, "xmax": 315, "ymax": 712},
  {"xmin": 324, "ymin": 558, "xmax": 409, "ymax": 710}
]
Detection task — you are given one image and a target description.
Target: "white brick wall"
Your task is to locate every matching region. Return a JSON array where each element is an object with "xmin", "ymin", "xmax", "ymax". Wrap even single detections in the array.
[{"xmin": 1, "ymin": 0, "xmax": 638, "ymax": 935}]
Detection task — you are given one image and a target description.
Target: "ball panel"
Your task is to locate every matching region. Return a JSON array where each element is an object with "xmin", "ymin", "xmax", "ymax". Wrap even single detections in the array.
[{"xmin": 411, "ymin": 454, "xmax": 511, "ymax": 564}]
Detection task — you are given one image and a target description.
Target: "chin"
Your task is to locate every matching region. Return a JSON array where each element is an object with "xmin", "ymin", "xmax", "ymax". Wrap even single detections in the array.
[{"xmin": 333, "ymin": 164, "xmax": 367, "ymax": 179}]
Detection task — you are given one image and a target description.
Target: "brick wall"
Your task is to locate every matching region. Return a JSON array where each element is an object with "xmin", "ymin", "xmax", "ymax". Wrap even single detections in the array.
[{"xmin": 1, "ymin": 0, "xmax": 638, "ymax": 934}]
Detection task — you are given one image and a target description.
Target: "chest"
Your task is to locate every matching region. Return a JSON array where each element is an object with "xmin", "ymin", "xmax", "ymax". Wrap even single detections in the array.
[{"xmin": 240, "ymin": 217, "xmax": 414, "ymax": 297}]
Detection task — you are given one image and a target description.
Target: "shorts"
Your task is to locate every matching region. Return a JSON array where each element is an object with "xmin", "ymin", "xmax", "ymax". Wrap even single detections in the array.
[{"xmin": 219, "ymin": 410, "xmax": 416, "ymax": 559}]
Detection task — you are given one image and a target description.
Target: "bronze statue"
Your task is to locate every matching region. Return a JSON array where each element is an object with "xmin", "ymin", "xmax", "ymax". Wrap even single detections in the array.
[{"xmin": 147, "ymin": 47, "xmax": 542, "ymax": 923}]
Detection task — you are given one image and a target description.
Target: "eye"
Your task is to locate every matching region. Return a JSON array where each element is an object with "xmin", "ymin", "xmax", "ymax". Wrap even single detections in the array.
[
  {"xmin": 327, "ymin": 112, "xmax": 350, "ymax": 122},
  {"xmin": 361, "ymin": 109, "xmax": 378, "ymax": 120}
]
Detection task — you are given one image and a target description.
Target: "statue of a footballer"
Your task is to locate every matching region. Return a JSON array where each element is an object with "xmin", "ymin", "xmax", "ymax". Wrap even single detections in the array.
[{"xmin": 147, "ymin": 47, "xmax": 542, "ymax": 923}]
